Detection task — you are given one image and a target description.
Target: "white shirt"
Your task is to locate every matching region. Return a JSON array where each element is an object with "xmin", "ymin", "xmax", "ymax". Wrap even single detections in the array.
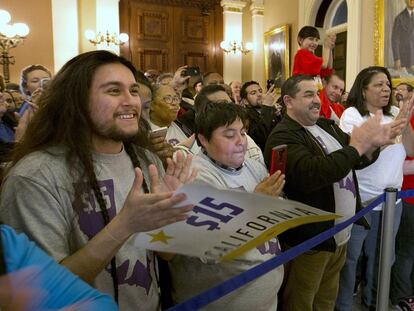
[{"xmin": 339, "ymin": 107, "xmax": 406, "ymax": 210}]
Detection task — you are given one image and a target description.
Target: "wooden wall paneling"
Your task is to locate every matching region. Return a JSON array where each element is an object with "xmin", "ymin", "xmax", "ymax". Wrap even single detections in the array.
[
  {"xmin": 173, "ymin": 6, "xmax": 210, "ymax": 70},
  {"xmin": 212, "ymin": 4, "xmax": 223, "ymax": 75},
  {"xmin": 126, "ymin": 1, "xmax": 174, "ymax": 72},
  {"xmin": 120, "ymin": 0, "xmax": 223, "ymax": 75}
]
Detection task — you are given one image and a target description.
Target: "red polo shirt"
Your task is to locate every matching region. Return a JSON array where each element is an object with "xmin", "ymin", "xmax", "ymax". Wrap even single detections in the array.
[{"xmin": 319, "ymin": 89, "xmax": 345, "ymax": 120}]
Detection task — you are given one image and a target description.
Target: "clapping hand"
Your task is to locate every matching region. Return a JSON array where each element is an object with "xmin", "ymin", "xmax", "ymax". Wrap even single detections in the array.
[
  {"xmin": 119, "ymin": 166, "xmax": 194, "ymax": 234},
  {"xmin": 150, "ymin": 151, "xmax": 197, "ymax": 193}
]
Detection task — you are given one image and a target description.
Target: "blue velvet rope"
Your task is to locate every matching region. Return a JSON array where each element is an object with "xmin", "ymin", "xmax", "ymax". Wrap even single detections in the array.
[
  {"xmin": 169, "ymin": 189, "xmax": 411, "ymax": 311},
  {"xmin": 398, "ymin": 189, "xmax": 414, "ymax": 200}
]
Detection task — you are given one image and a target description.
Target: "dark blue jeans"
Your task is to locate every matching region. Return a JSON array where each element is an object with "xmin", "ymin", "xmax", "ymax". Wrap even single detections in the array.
[
  {"xmin": 391, "ymin": 201, "xmax": 414, "ymax": 305},
  {"xmin": 335, "ymin": 201, "xmax": 402, "ymax": 311}
]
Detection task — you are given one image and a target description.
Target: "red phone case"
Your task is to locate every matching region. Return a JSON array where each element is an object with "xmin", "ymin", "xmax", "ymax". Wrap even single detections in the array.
[{"xmin": 270, "ymin": 145, "xmax": 287, "ymax": 175}]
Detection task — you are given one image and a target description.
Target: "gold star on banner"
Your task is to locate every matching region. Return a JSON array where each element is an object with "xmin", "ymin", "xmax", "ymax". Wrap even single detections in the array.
[{"xmin": 147, "ymin": 230, "xmax": 173, "ymax": 244}]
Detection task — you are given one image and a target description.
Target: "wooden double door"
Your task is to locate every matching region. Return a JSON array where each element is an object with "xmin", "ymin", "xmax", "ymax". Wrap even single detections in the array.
[{"xmin": 119, "ymin": 0, "xmax": 223, "ymax": 75}]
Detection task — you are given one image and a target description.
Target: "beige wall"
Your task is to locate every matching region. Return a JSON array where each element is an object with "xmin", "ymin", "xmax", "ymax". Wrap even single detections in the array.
[
  {"xmin": 242, "ymin": 5, "xmax": 253, "ymax": 82},
  {"xmin": 360, "ymin": 0, "xmax": 375, "ymax": 69},
  {"xmin": 79, "ymin": 0, "xmax": 97, "ymax": 54},
  {"xmin": 264, "ymin": 0, "xmax": 299, "ymax": 75},
  {"xmin": 240, "ymin": 0, "xmax": 298, "ymax": 85},
  {"xmin": 1, "ymin": 0, "xmax": 54, "ymax": 84}
]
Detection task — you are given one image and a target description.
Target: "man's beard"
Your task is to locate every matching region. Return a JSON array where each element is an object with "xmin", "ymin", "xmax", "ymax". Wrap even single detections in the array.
[{"xmin": 91, "ymin": 120, "xmax": 139, "ymax": 142}]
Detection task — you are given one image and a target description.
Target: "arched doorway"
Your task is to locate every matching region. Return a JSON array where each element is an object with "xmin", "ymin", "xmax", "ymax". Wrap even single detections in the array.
[{"xmin": 306, "ymin": 0, "xmax": 348, "ymax": 81}]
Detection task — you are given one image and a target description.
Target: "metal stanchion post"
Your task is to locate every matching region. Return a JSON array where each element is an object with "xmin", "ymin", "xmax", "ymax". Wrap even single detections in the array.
[{"xmin": 376, "ymin": 188, "xmax": 397, "ymax": 311}]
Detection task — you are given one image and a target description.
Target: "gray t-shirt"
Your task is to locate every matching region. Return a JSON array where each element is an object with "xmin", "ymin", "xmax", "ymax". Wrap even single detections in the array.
[
  {"xmin": 169, "ymin": 151, "xmax": 284, "ymax": 310},
  {"xmin": 0, "ymin": 146, "xmax": 162, "ymax": 311}
]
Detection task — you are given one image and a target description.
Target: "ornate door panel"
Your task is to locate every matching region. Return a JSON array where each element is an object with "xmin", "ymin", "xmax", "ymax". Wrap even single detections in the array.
[
  {"xmin": 126, "ymin": 2, "xmax": 174, "ymax": 73},
  {"xmin": 120, "ymin": 0, "xmax": 223, "ymax": 75}
]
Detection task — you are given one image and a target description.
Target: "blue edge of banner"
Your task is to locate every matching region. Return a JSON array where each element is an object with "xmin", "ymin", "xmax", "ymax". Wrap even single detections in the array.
[{"xmin": 168, "ymin": 189, "xmax": 414, "ymax": 311}]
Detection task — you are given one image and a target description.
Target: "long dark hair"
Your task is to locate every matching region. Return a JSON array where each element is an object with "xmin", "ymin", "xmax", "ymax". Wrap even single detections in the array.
[
  {"xmin": 11, "ymin": 50, "xmax": 151, "ymax": 168},
  {"xmin": 346, "ymin": 66, "xmax": 393, "ymax": 116},
  {"xmin": 9, "ymin": 50, "xmax": 153, "ymax": 303}
]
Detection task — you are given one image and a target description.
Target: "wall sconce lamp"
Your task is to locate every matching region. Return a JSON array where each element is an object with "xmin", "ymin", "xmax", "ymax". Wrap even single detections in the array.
[
  {"xmin": 0, "ymin": 9, "xmax": 30, "ymax": 83},
  {"xmin": 220, "ymin": 40, "xmax": 253, "ymax": 55},
  {"xmin": 85, "ymin": 29, "xmax": 129, "ymax": 46}
]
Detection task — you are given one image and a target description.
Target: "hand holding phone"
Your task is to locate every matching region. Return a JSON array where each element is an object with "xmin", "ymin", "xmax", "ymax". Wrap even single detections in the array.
[
  {"xmin": 183, "ymin": 66, "xmax": 200, "ymax": 77},
  {"xmin": 150, "ymin": 127, "xmax": 168, "ymax": 139},
  {"xmin": 266, "ymin": 79, "xmax": 275, "ymax": 91},
  {"xmin": 270, "ymin": 144, "xmax": 287, "ymax": 175},
  {"xmin": 40, "ymin": 78, "xmax": 51, "ymax": 90}
]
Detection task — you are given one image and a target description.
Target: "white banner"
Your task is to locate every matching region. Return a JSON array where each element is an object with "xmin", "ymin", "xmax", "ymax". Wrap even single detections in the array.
[{"xmin": 133, "ymin": 183, "xmax": 339, "ymax": 262}]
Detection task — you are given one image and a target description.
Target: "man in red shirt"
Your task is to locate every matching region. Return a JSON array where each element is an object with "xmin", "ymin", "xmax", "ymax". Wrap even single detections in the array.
[{"xmin": 319, "ymin": 74, "xmax": 345, "ymax": 123}]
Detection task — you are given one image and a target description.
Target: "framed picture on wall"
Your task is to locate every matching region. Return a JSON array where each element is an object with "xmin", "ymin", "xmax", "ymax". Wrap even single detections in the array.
[
  {"xmin": 375, "ymin": 0, "xmax": 414, "ymax": 85},
  {"xmin": 264, "ymin": 24, "xmax": 290, "ymax": 92}
]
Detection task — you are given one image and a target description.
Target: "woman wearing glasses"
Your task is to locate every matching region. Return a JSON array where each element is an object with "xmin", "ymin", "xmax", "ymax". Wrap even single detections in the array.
[{"xmin": 149, "ymin": 84, "xmax": 190, "ymax": 146}]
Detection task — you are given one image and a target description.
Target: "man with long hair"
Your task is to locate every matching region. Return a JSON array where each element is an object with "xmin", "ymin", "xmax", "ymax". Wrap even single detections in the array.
[{"xmin": 0, "ymin": 50, "xmax": 196, "ymax": 310}]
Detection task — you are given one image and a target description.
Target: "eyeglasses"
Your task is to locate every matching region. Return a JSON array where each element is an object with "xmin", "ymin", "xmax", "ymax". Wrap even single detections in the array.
[{"xmin": 163, "ymin": 95, "xmax": 181, "ymax": 105}]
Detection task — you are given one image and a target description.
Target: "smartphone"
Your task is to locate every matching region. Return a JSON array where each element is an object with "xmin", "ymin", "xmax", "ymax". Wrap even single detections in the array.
[
  {"xmin": 151, "ymin": 126, "xmax": 168, "ymax": 139},
  {"xmin": 270, "ymin": 144, "xmax": 287, "ymax": 175},
  {"xmin": 184, "ymin": 66, "xmax": 200, "ymax": 77},
  {"xmin": 40, "ymin": 77, "xmax": 51, "ymax": 90},
  {"xmin": 266, "ymin": 79, "xmax": 275, "ymax": 91}
]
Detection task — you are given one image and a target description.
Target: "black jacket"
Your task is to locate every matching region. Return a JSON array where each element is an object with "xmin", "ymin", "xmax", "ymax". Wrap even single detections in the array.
[
  {"xmin": 245, "ymin": 105, "xmax": 281, "ymax": 152},
  {"xmin": 264, "ymin": 115, "xmax": 376, "ymax": 252}
]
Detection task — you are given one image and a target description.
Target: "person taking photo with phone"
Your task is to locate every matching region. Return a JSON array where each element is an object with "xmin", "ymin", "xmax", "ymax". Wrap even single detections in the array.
[
  {"xmin": 240, "ymin": 81, "xmax": 281, "ymax": 151},
  {"xmin": 18, "ymin": 64, "xmax": 51, "ymax": 116}
]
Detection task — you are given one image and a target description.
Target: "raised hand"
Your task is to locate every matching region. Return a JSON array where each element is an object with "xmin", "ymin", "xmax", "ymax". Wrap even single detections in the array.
[
  {"xmin": 150, "ymin": 150, "xmax": 197, "ymax": 193},
  {"xmin": 29, "ymin": 88, "xmax": 43, "ymax": 107},
  {"xmin": 396, "ymin": 93, "xmax": 414, "ymax": 122},
  {"xmin": 324, "ymin": 33, "xmax": 336, "ymax": 49},
  {"xmin": 350, "ymin": 110, "xmax": 405, "ymax": 155},
  {"xmin": 14, "ymin": 106, "xmax": 36, "ymax": 142},
  {"xmin": 171, "ymin": 65, "xmax": 191, "ymax": 92},
  {"xmin": 254, "ymin": 170, "xmax": 285, "ymax": 197},
  {"xmin": 262, "ymin": 84, "xmax": 278, "ymax": 107},
  {"xmin": 118, "ymin": 167, "xmax": 193, "ymax": 235},
  {"xmin": 149, "ymin": 132, "xmax": 174, "ymax": 167}
]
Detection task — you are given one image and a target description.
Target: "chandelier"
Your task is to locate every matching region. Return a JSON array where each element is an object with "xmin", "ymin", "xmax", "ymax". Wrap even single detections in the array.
[
  {"xmin": 85, "ymin": 30, "xmax": 129, "ymax": 46},
  {"xmin": 0, "ymin": 9, "xmax": 30, "ymax": 83},
  {"xmin": 220, "ymin": 40, "xmax": 253, "ymax": 55}
]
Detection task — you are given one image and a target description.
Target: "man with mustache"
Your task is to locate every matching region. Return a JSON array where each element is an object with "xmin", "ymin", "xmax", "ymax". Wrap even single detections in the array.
[
  {"xmin": 395, "ymin": 82, "xmax": 413, "ymax": 108},
  {"xmin": 264, "ymin": 75, "xmax": 406, "ymax": 311}
]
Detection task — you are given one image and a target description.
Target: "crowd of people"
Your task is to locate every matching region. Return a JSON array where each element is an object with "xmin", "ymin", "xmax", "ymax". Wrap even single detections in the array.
[{"xmin": 0, "ymin": 24, "xmax": 414, "ymax": 311}]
